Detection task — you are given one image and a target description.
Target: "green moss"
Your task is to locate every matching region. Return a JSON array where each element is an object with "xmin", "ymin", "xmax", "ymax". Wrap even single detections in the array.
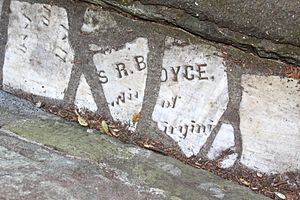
[{"xmin": 3, "ymin": 117, "xmax": 268, "ymax": 200}]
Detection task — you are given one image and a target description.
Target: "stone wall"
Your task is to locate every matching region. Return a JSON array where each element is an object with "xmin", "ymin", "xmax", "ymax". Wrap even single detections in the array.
[{"xmin": 0, "ymin": 0, "xmax": 299, "ymax": 174}]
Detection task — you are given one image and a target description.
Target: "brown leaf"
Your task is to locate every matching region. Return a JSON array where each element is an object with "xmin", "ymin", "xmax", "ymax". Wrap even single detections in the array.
[
  {"xmin": 285, "ymin": 65, "xmax": 300, "ymax": 79},
  {"xmin": 132, "ymin": 112, "xmax": 141, "ymax": 123}
]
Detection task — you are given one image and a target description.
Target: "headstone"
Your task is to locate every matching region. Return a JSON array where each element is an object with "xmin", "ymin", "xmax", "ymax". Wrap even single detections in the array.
[
  {"xmin": 75, "ymin": 75, "xmax": 98, "ymax": 112},
  {"xmin": 240, "ymin": 75, "xmax": 300, "ymax": 173},
  {"xmin": 3, "ymin": 1, "xmax": 74, "ymax": 99},
  {"xmin": 207, "ymin": 123, "xmax": 235, "ymax": 160},
  {"xmin": 93, "ymin": 38, "xmax": 149, "ymax": 131},
  {"xmin": 152, "ymin": 37, "xmax": 229, "ymax": 157}
]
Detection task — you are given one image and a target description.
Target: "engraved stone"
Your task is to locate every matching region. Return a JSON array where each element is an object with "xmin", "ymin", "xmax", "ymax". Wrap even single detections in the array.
[
  {"xmin": 152, "ymin": 37, "xmax": 229, "ymax": 157},
  {"xmin": 93, "ymin": 38, "xmax": 149, "ymax": 131},
  {"xmin": 207, "ymin": 123, "xmax": 235, "ymax": 160},
  {"xmin": 3, "ymin": 1, "xmax": 74, "ymax": 99},
  {"xmin": 240, "ymin": 75, "xmax": 300, "ymax": 173},
  {"xmin": 75, "ymin": 75, "xmax": 98, "ymax": 112}
]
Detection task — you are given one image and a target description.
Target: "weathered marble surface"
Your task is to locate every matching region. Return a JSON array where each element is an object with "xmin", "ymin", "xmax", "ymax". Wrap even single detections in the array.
[
  {"xmin": 75, "ymin": 75, "xmax": 98, "ymax": 112},
  {"xmin": 93, "ymin": 38, "xmax": 149, "ymax": 131},
  {"xmin": 3, "ymin": 1, "xmax": 74, "ymax": 99},
  {"xmin": 240, "ymin": 75, "xmax": 300, "ymax": 173},
  {"xmin": 207, "ymin": 123, "xmax": 235, "ymax": 160},
  {"xmin": 152, "ymin": 37, "xmax": 229, "ymax": 157}
]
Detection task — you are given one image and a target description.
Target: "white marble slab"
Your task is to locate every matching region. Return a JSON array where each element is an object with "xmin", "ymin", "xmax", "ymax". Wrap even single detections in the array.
[
  {"xmin": 75, "ymin": 75, "xmax": 98, "ymax": 112},
  {"xmin": 93, "ymin": 38, "xmax": 149, "ymax": 131},
  {"xmin": 240, "ymin": 75, "xmax": 300, "ymax": 173},
  {"xmin": 3, "ymin": 1, "xmax": 74, "ymax": 99},
  {"xmin": 152, "ymin": 37, "xmax": 229, "ymax": 157},
  {"xmin": 207, "ymin": 123, "xmax": 235, "ymax": 160},
  {"xmin": 220, "ymin": 153, "xmax": 238, "ymax": 169}
]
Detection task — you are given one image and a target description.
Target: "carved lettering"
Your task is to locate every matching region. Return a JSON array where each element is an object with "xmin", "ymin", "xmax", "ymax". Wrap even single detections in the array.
[
  {"xmin": 161, "ymin": 67, "xmax": 168, "ymax": 82},
  {"xmin": 54, "ymin": 47, "xmax": 68, "ymax": 62},
  {"xmin": 135, "ymin": 56, "xmax": 147, "ymax": 71},
  {"xmin": 115, "ymin": 63, "xmax": 128, "ymax": 78},
  {"xmin": 161, "ymin": 96, "xmax": 180, "ymax": 108},
  {"xmin": 42, "ymin": 16, "xmax": 50, "ymax": 26},
  {"xmin": 197, "ymin": 64, "xmax": 208, "ymax": 80},
  {"xmin": 111, "ymin": 88, "xmax": 139, "ymax": 107},
  {"xmin": 98, "ymin": 70, "xmax": 108, "ymax": 84},
  {"xmin": 184, "ymin": 65, "xmax": 195, "ymax": 80},
  {"xmin": 161, "ymin": 120, "xmax": 212, "ymax": 139},
  {"xmin": 179, "ymin": 125, "xmax": 188, "ymax": 139},
  {"xmin": 18, "ymin": 43, "xmax": 27, "ymax": 53},
  {"xmin": 171, "ymin": 66, "xmax": 181, "ymax": 82},
  {"xmin": 160, "ymin": 64, "xmax": 208, "ymax": 82}
]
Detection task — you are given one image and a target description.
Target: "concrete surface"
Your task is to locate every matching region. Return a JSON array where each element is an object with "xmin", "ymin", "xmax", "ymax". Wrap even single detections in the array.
[
  {"xmin": 0, "ymin": 90, "xmax": 268, "ymax": 200},
  {"xmin": 0, "ymin": 0, "xmax": 299, "ymax": 175}
]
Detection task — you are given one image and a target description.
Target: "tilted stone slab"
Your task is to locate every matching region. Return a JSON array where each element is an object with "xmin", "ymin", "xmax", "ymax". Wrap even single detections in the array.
[
  {"xmin": 3, "ymin": 1, "xmax": 74, "ymax": 99},
  {"xmin": 240, "ymin": 75, "xmax": 300, "ymax": 173},
  {"xmin": 152, "ymin": 37, "xmax": 229, "ymax": 157}
]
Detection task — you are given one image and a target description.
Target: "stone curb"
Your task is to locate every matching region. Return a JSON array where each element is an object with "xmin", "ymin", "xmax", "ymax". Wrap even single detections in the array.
[{"xmin": 0, "ymin": 0, "xmax": 299, "ymax": 179}]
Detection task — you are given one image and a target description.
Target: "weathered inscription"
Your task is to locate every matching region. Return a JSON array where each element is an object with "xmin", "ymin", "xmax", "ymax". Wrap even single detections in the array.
[
  {"xmin": 93, "ymin": 38, "xmax": 149, "ymax": 131},
  {"xmin": 152, "ymin": 37, "xmax": 229, "ymax": 157},
  {"xmin": 3, "ymin": 1, "xmax": 74, "ymax": 99},
  {"xmin": 160, "ymin": 64, "xmax": 208, "ymax": 82}
]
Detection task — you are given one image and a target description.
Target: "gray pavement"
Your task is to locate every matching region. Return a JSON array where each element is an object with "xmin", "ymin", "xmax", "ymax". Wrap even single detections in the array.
[{"xmin": 0, "ymin": 90, "xmax": 268, "ymax": 199}]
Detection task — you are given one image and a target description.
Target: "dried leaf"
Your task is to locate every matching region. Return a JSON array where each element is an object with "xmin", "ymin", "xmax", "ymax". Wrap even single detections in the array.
[
  {"xmin": 101, "ymin": 120, "xmax": 109, "ymax": 134},
  {"xmin": 132, "ymin": 112, "xmax": 141, "ymax": 123},
  {"xmin": 285, "ymin": 65, "xmax": 300, "ymax": 79},
  {"xmin": 78, "ymin": 115, "xmax": 88, "ymax": 127},
  {"xmin": 274, "ymin": 192, "xmax": 286, "ymax": 200},
  {"xmin": 240, "ymin": 178, "xmax": 250, "ymax": 186}
]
